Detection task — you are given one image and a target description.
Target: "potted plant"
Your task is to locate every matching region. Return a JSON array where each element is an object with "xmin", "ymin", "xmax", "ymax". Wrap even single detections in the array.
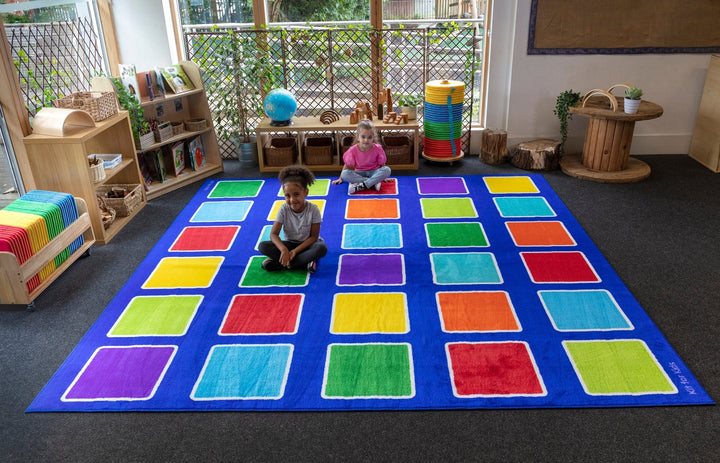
[
  {"xmin": 553, "ymin": 89, "xmax": 581, "ymax": 155},
  {"xmin": 109, "ymin": 76, "xmax": 152, "ymax": 149},
  {"xmin": 397, "ymin": 93, "xmax": 423, "ymax": 120},
  {"xmin": 209, "ymin": 28, "xmax": 283, "ymax": 166},
  {"xmin": 624, "ymin": 87, "xmax": 643, "ymax": 114}
]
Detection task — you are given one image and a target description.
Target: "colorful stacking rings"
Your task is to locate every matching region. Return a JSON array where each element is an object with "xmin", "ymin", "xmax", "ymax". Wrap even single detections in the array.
[{"xmin": 423, "ymin": 79, "xmax": 464, "ymax": 158}]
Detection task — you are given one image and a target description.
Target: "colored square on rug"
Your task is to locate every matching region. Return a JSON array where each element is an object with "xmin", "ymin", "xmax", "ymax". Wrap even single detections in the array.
[
  {"xmin": 28, "ymin": 175, "xmax": 713, "ymax": 412},
  {"xmin": 417, "ymin": 177, "xmax": 468, "ymax": 195},
  {"xmin": 425, "ymin": 222, "xmax": 488, "ymax": 247},
  {"xmin": 342, "ymin": 223, "xmax": 402, "ymax": 249},
  {"xmin": 351, "ymin": 178, "xmax": 398, "ymax": 195},
  {"xmin": 277, "ymin": 179, "xmax": 331, "ymax": 197},
  {"xmin": 209, "ymin": 180, "xmax": 263, "ymax": 198},
  {"xmin": 437, "ymin": 291, "xmax": 520, "ymax": 332},
  {"xmin": 493, "ymin": 196, "xmax": 555, "ymax": 218},
  {"xmin": 170, "ymin": 226, "xmax": 240, "ymax": 252},
  {"xmin": 345, "ymin": 198, "xmax": 400, "ymax": 219},
  {"xmin": 420, "ymin": 197, "xmax": 478, "ymax": 218}
]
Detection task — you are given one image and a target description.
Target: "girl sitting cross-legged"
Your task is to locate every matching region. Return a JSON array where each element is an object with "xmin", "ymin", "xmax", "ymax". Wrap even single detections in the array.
[
  {"xmin": 332, "ymin": 119, "xmax": 391, "ymax": 193},
  {"xmin": 258, "ymin": 165, "xmax": 327, "ymax": 274}
]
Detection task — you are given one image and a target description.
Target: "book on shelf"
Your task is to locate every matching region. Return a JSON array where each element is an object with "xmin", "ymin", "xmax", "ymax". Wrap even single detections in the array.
[
  {"xmin": 159, "ymin": 64, "xmax": 195, "ymax": 94},
  {"xmin": 187, "ymin": 135, "xmax": 206, "ymax": 171},
  {"xmin": 137, "ymin": 152, "xmax": 154, "ymax": 189},
  {"xmin": 146, "ymin": 149, "xmax": 167, "ymax": 183},
  {"xmin": 118, "ymin": 63, "xmax": 140, "ymax": 103},
  {"xmin": 137, "ymin": 70, "xmax": 166, "ymax": 101},
  {"xmin": 165, "ymin": 142, "xmax": 185, "ymax": 177}
]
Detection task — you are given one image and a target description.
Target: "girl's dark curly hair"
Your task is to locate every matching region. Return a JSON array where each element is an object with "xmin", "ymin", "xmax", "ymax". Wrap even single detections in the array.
[{"xmin": 279, "ymin": 165, "xmax": 315, "ymax": 189}]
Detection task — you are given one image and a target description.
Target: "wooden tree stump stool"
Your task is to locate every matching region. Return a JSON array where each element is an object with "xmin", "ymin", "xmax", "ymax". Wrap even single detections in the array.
[
  {"xmin": 480, "ymin": 128, "xmax": 508, "ymax": 165},
  {"xmin": 508, "ymin": 139, "xmax": 561, "ymax": 171}
]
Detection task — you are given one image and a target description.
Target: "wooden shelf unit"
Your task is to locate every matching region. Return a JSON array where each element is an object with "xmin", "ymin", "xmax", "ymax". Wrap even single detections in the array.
[
  {"xmin": 255, "ymin": 116, "xmax": 420, "ymax": 172},
  {"xmin": 0, "ymin": 197, "xmax": 95, "ymax": 307},
  {"xmin": 129, "ymin": 61, "xmax": 223, "ymax": 199},
  {"xmin": 23, "ymin": 111, "xmax": 146, "ymax": 244}
]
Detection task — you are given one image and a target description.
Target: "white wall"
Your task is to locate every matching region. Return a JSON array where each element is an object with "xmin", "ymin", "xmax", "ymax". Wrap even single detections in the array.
[
  {"xmin": 112, "ymin": 0, "xmax": 713, "ymax": 155},
  {"xmin": 487, "ymin": 0, "xmax": 712, "ymax": 155},
  {"xmin": 110, "ymin": 0, "xmax": 173, "ymax": 71}
]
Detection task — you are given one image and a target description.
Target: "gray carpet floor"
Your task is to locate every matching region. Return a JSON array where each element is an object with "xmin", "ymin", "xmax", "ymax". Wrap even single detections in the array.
[{"xmin": 1, "ymin": 154, "xmax": 718, "ymax": 462}]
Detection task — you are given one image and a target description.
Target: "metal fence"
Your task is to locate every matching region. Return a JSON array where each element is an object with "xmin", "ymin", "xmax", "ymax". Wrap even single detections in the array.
[
  {"xmin": 6, "ymin": 18, "xmax": 105, "ymax": 118},
  {"xmin": 185, "ymin": 24, "xmax": 477, "ymax": 159}
]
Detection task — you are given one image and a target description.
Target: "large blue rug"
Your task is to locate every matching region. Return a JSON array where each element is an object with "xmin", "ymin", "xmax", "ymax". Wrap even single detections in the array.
[{"xmin": 28, "ymin": 175, "xmax": 713, "ymax": 411}]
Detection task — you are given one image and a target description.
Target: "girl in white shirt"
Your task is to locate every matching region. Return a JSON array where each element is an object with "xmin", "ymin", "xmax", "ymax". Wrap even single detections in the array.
[{"xmin": 258, "ymin": 165, "xmax": 327, "ymax": 273}]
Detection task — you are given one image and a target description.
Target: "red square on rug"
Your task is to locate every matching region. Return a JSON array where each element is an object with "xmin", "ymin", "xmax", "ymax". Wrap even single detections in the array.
[
  {"xmin": 352, "ymin": 178, "xmax": 397, "ymax": 195},
  {"xmin": 170, "ymin": 226, "xmax": 240, "ymax": 252},
  {"xmin": 221, "ymin": 294, "xmax": 303, "ymax": 334},
  {"xmin": 447, "ymin": 342, "xmax": 545, "ymax": 397},
  {"xmin": 520, "ymin": 251, "xmax": 600, "ymax": 283}
]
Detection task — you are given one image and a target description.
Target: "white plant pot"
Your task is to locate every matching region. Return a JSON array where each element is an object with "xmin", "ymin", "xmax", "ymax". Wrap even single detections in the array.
[
  {"xmin": 624, "ymin": 98, "xmax": 641, "ymax": 114},
  {"xmin": 401, "ymin": 105, "xmax": 417, "ymax": 120}
]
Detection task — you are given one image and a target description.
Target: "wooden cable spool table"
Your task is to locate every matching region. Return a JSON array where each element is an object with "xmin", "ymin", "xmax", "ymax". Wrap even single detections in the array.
[{"xmin": 560, "ymin": 94, "xmax": 663, "ymax": 183}]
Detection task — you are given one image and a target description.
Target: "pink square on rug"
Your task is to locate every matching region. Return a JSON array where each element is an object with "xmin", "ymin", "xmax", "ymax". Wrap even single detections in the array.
[{"xmin": 170, "ymin": 225, "xmax": 240, "ymax": 252}]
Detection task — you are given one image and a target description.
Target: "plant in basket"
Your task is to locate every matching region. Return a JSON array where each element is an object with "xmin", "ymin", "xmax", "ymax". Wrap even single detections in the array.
[{"xmin": 208, "ymin": 27, "xmax": 283, "ymax": 160}]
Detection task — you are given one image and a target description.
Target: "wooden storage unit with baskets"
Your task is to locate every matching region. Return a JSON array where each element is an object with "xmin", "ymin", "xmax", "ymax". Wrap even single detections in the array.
[
  {"xmin": 255, "ymin": 116, "xmax": 419, "ymax": 172},
  {"xmin": 23, "ymin": 111, "xmax": 147, "ymax": 245},
  {"xmin": 0, "ymin": 197, "xmax": 95, "ymax": 308},
  {"xmin": 91, "ymin": 61, "xmax": 223, "ymax": 200},
  {"xmin": 303, "ymin": 135, "xmax": 334, "ymax": 165},
  {"xmin": 264, "ymin": 136, "xmax": 298, "ymax": 167},
  {"xmin": 382, "ymin": 134, "xmax": 413, "ymax": 165}
]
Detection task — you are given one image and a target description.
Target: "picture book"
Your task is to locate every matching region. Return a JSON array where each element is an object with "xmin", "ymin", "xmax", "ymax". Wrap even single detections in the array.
[
  {"xmin": 137, "ymin": 152, "xmax": 153, "ymax": 189},
  {"xmin": 187, "ymin": 136, "xmax": 205, "ymax": 171},
  {"xmin": 146, "ymin": 149, "xmax": 167, "ymax": 183},
  {"xmin": 118, "ymin": 63, "xmax": 140, "ymax": 103},
  {"xmin": 153, "ymin": 68, "xmax": 167, "ymax": 96},
  {"xmin": 160, "ymin": 64, "xmax": 195, "ymax": 94},
  {"xmin": 137, "ymin": 70, "xmax": 166, "ymax": 101},
  {"xmin": 165, "ymin": 142, "xmax": 185, "ymax": 176}
]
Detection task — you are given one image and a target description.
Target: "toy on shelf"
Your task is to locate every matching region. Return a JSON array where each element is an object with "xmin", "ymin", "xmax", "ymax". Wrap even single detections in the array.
[{"xmin": 319, "ymin": 109, "xmax": 341, "ymax": 124}]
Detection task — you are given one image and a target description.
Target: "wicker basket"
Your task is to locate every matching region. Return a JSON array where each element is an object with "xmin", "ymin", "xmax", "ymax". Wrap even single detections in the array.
[
  {"xmin": 185, "ymin": 118, "xmax": 207, "ymax": 132},
  {"xmin": 340, "ymin": 135, "xmax": 355, "ymax": 156},
  {"xmin": 57, "ymin": 91, "xmax": 118, "ymax": 122},
  {"xmin": 382, "ymin": 134, "xmax": 412, "ymax": 165},
  {"xmin": 154, "ymin": 121, "xmax": 173, "ymax": 142},
  {"xmin": 264, "ymin": 136, "xmax": 297, "ymax": 167},
  {"xmin": 303, "ymin": 136, "xmax": 334, "ymax": 165},
  {"xmin": 171, "ymin": 121, "xmax": 184, "ymax": 135},
  {"xmin": 97, "ymin": 196, "xmax": 116, "ymax": 229},
  {"xmin": 96, "ymin": 184, "xmax": 143, "ymax": 217}
]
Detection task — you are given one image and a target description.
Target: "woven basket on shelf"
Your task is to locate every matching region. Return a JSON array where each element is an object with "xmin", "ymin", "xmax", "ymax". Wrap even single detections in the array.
[
  {"xmin": 171, "ymin": 121, "xmax": 184, "ymax": 135},
  {"xmin": 382, "ymin": 134, "xmax": 412, "ymax": 165},
  {"xmin": 185, "ymin": 118, "xmax": 207, "ymax": 132},
  {"xmin": 97, "ymin": 196, "xmax": 116, "ymax": 229},
  {"xmin": 57, "ymin": 91, "xmax": 118, "ymax": 122},
  {"xmin": 96, "ymin": 184, "xmax": 142, "ymax": 217},
  {"xmin": 264, "ymin": 136, "xmax": 297, "ymax": 167},
  {"xmin": 340, "ymin": 135, "xmax": 355, "ymax": 156},
  {"xmin": 153, "ymin": 121, "xmax": 174, "ymax": 142},
  {"xmin": 303, "ymin": 136, "xmax": 334, "ymax": 165}
]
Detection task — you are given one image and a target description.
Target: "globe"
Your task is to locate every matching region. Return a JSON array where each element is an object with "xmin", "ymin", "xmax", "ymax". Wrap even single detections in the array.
[{"xmin": 264, "ymin": 88, "xmax": 297, "ymax": 126}]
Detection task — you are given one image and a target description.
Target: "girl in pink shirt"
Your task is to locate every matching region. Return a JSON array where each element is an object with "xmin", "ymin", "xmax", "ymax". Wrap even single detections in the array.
[{"xmin": 332, "ymin": 119, "xmax": 391, "ymax": 193}]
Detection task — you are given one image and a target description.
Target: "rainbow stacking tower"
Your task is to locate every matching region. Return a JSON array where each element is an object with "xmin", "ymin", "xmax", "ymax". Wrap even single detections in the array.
[{"xmin": 422, "ymin": 79, "xmax": 465, "ymax": 162}]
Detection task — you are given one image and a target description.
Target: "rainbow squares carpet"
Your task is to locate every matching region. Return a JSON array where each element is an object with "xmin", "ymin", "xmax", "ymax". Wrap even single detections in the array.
[{"xmin": 28, "ymin": 175, "xmax": 712, "ymax": 412}]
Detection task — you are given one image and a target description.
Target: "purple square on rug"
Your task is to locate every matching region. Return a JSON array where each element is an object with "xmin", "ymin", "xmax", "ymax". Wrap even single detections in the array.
[
  {"xmin": 417, "ymin": 177, "xmax": 468, "ymax": 195},
  {"xmin": 337, "ymin": 253, "xmax": 405, "ymax": 285},
  {"xmin": 62, "ymin": 346, "xmax": 176, "ymax": 401}
]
